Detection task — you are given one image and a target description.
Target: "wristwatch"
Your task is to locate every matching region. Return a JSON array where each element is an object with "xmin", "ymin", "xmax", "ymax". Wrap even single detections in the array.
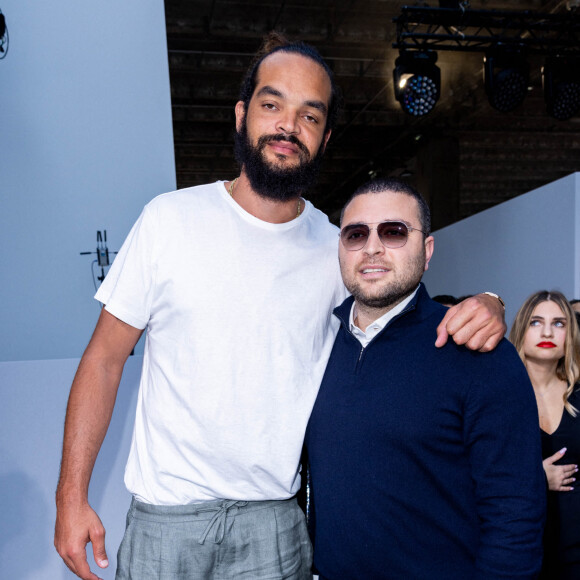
[{"xmin": 483, "ymin": 291, "xmax": 505, "ymax": 309}]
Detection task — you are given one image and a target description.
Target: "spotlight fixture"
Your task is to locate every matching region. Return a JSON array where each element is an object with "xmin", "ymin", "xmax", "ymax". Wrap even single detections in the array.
[
  {"xmin": 543, "ymin": 56, "xmax": 580, "ymax": 121},
  {"xmin": 393, "ymin": 51, "xmax": 441, "ymax": 117},
  {"xmin": 484, "ymin": 49, "xmax": 529, "ymax": 112}
]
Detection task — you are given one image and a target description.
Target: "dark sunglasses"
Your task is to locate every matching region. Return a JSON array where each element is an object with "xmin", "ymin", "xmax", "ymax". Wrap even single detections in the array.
[{"xmin": 339, "ymin": 220, "xmax": 427, "ymax": 251}]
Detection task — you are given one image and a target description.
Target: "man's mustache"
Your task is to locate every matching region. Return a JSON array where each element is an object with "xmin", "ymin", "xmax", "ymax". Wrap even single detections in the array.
[{"xmin": 257, "ymin": 133, "xmax": 310, "ymax": 156}]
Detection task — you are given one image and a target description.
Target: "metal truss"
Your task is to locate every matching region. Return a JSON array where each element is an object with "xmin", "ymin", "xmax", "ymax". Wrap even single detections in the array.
[{"xmin": 393, "ymin": 6, "xmax": 580, "ymax": 55}]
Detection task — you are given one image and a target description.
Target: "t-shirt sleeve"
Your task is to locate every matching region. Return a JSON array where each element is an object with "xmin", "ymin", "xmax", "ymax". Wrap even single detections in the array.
[{"xmin": 94, "ymin": 202, "xmax": 157, "ymax": 330}]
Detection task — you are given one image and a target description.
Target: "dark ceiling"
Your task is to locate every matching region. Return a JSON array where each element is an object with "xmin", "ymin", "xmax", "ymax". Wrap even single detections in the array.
[{"xmin": 164, "ymin": 0, "xmax": 580, "ymax": 229}]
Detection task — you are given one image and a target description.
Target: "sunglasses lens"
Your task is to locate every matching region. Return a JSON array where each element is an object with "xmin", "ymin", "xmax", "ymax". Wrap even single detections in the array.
[
  {"xmin": 377, "ymin": 222, "xmax": 409, "ymax": 248},
  {"xmin": 340, "ymin": 225, "xmax": 370, "ymax": 250}
]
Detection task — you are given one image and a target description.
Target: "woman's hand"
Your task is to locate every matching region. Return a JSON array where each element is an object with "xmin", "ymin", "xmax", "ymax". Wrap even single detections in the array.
[{"xmin": 543, "ymin": 447, "xmax": 578, "ymax": 492}]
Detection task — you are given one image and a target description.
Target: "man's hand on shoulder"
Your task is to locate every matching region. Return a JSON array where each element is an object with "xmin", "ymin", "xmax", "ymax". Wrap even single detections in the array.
[
  {"xmin": 435, "ymin": 293, "xmax": 506, "ymax": 352},
  {"xmin": 54, "ymin": 499, "xmax": 108, "ymax": 580}
]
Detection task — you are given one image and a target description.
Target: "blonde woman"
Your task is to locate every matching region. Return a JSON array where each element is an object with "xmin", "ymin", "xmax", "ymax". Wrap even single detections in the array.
[{"xmin": 510, "ymin": 290, "xmax": 580, "ymax": 579}]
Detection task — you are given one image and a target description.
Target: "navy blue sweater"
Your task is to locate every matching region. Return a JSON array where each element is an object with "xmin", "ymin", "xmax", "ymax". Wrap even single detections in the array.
[{"xmin": 306, "ymin": 284, "xmax": 546, "ymax": 580}]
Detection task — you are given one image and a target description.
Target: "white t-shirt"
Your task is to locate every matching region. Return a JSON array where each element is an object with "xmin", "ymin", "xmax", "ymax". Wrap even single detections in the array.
[{"xmin": 96, "ymin": 181, "xmax": 347, "ymax": 505}]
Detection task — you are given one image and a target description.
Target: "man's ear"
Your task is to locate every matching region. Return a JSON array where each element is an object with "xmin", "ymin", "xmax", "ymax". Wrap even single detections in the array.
[
  {"xmin": 235, "ymin": 101, "xmax": 246, "ymax": 132},
  {"xmin": 320, "ymin": 129, "xmax": 332, "ymax": 154},
  {"xmin": 424, "ymin": 236, "xmax": 435, "ymax": 272}
]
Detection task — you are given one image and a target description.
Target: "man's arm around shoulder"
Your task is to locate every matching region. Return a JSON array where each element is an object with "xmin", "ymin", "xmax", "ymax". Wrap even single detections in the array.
[
  {"xmin": 54, "ymin": 309, "xmax": 143, "ymax": 580},
  {"xmin": 436, "ymin": 293, "xmax": 506, "ymax": 352}
]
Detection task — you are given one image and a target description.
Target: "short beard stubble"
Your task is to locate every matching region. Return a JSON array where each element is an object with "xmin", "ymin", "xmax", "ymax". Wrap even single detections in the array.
[{"xmin": 341, "ymin": 249, "xmax": 426, "ymax": 311}]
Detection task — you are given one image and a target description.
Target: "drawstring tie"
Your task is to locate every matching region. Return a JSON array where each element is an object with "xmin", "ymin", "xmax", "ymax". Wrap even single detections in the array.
[{"xmin": 198, "ymin": 500, "xmax": 248, "ymax": 544}]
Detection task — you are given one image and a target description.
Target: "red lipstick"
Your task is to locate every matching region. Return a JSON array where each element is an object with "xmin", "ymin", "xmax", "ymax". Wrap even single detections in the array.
[{"xmin": 537, "ymin": 342, "xmax": 556, "ymax": 348}]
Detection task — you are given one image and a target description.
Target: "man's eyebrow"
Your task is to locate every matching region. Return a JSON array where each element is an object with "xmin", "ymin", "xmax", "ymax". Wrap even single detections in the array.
[
  {"xmin": 255, "ymin": 85, "xmax": 328, "ymax": 115},
  {"xmin": 256, "ymin": 85, "xmax": 284, "ymax": 99},
  {"xmin": 344, "ymin": 219, "xmax": 410, "ymax": 227},
  {"xmin": 305, "ymin": 99, "xmax": 328, "ymax": 115}
]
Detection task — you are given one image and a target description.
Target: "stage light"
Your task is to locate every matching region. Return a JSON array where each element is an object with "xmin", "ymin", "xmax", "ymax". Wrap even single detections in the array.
[
  {"xmin": 543, "ymin": 56, "xmax": 580, "ymax": 121},
  {"xmin": 393, "ymin": 51, "xmax": 441, "ymax": 117},
  {"xmin": 484, "ymin": 49, "xmax": 529, "ymax": 112}
]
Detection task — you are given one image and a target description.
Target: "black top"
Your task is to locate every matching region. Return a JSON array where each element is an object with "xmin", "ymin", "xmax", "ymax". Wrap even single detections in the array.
[
  {"xmin": 540, "ymin": 384, "xmax": 580, "ymax": 579},
  {"xmin": 306, "ymin": 284, "xmax": 545, "ymax": 580}
]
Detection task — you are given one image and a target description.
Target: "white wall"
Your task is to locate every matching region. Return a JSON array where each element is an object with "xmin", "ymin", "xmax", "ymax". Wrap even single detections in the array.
[
  {"xmin": 0, "ymin": 0, "xmax": 176, "ymax": 362},
  {"xmin": 0, "ymin": 356, "xmax": 140, "ymax": 580},
  {"xmin": 0, "ymin": 2, "xmax": 172, "ymax": 576},
  {"xmin": 424, "ymin": 172, "xmax": 580, "ymax": 328}
]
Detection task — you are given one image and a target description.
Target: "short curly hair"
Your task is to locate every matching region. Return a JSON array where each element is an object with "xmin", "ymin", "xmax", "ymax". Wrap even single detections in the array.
[{"xmin": 237, "ymin": 31, "xmax": 341, "ymax": 135}]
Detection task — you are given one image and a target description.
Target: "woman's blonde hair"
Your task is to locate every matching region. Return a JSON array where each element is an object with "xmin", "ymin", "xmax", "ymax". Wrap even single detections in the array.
[{"xmin": 509, "ymin": 290, "xmax": 580, "ymax": 416}]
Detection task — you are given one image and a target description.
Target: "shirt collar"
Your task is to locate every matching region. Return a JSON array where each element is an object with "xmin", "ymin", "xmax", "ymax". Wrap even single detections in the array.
[{"xmin": 348, "ymin": 286, "xmax": 420, "ymax": 348}]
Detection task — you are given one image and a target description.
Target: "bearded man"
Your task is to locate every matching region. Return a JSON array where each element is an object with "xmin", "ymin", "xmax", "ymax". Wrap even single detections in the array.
[
  {"xmin": 54, "ymin": 35, "xmax": 507, "ymax": 580},
  {"xmin": 306, "ymin": 178, "xmax": 546, "ymax": 580}
]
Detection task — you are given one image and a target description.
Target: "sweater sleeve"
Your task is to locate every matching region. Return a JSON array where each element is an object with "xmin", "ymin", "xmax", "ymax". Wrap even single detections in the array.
[{"xmin": 463, "ymin": 344, "xmax": 546, "ymax": 579}]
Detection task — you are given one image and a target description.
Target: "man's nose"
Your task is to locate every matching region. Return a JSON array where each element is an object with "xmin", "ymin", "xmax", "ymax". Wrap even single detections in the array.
[
  {"xmin": 363, "ymin": 228, "xmax": 385, "ymax": 255},
  {"xmin": 276, "ymin": 110, "xmax": 299, "ymax": 135}
]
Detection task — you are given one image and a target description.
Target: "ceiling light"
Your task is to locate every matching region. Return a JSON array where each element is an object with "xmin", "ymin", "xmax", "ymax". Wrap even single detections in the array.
[
  {"xmin": 483, "ymin": 49, "xmax": 529, "ymax": 112},
  {"xmin": 393, "ymin": 51, "xmax": 441, "ymax": 117},
  {"xmin": 543, "ymin": 56, "xmax": 580, "ymax": 121}
]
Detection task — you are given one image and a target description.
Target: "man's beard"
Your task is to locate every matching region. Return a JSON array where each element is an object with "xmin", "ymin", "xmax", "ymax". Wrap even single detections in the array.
[
  {"xmin": 341, "ymin": 251, "xmax": 425, "ymax": 310},
  {"xmin": 233, "ymin": 116, "xmax": 325, "ymax": 201}
]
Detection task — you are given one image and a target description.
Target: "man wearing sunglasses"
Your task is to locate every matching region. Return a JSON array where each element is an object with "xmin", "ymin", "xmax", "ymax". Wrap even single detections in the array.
[
  {"xmin": 306, "ymin": 178, "xmax": 546, "ymax": 580},
  {"xmin": 55, "ymin": 33, "xmax": 507, "ymax": 580}
]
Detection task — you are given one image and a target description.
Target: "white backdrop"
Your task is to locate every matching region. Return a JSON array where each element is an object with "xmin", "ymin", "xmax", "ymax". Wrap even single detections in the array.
[
  {"xmin": 424, "ymin": 172, "xmax": 580, "ymax": 327},
  {"xmin": 0, "ymin": 356, "xmax": 140, "ymax": 579},
  {"xmin": 0, "ymin": 0, "xmax": 176, "ymax": 362}
]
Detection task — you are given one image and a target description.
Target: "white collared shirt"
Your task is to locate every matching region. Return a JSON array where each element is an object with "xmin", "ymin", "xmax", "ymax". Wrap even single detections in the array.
[{"xmin": 349, "ymin": 286, "xmax": 420, "ymax": 348}]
